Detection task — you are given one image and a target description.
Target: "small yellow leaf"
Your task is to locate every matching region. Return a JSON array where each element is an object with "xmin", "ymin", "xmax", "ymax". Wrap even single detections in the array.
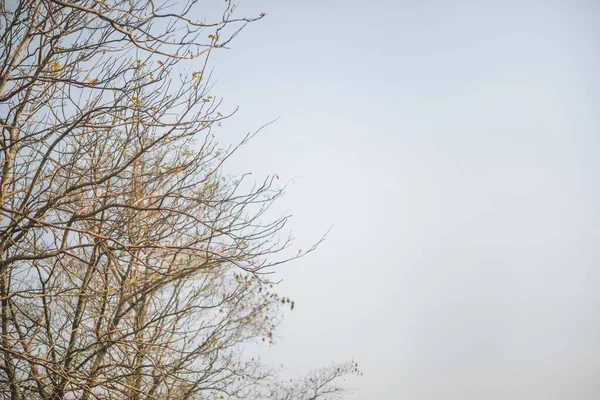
[
  {"xmin": 85, "ymin": 77, "xmax": 96, "ymax": 83},
  {"xmin": 157, "ymin": 60, "xmax": 164, "ymax": 67},
  {"xmin": 49, "ymin": 61, "xmax": 61, "ymax": 71}
]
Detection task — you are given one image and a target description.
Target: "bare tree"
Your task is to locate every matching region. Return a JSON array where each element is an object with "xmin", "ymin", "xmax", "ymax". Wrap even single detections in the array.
[{"xmin": 0, "ymin": 0, "xmax": 358, "ymax": 399}]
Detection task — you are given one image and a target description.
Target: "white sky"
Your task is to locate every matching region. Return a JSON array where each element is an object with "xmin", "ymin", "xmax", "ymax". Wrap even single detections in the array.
[{"xmin": 198, "ymin": 1, "xmax": 599, "ymax": 398}]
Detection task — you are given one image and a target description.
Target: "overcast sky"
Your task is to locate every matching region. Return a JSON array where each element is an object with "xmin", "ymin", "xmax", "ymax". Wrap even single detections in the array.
[{"xmin": 199, "ymin": 1, "xmax": 599, "ymax": 398}]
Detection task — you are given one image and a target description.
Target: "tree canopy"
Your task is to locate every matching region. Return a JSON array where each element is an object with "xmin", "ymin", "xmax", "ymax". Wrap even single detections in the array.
[{"xmin": 0, "ymin": 0, "xmax": 359, "ymax": 399}]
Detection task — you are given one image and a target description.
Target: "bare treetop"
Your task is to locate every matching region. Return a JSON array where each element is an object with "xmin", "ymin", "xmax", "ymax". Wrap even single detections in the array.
[{"xmin": 0, "ymin": 1, "xmax": 359, "ymax": 399}]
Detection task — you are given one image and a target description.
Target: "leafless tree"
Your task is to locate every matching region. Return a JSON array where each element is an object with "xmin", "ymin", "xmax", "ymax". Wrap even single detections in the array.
[{"xmin": 0, "ymin": 0, "xmax": 358, "ymax": 399}]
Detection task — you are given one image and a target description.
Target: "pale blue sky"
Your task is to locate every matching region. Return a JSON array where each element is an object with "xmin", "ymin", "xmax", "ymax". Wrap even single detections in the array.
[{"xmin": 200, "ymin": 1, "xmax": 599, "ymax": 398}]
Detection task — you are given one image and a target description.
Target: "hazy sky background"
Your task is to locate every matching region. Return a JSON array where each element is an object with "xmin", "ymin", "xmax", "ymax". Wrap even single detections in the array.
[{"xmin": 197, "ymin": 1, "xmax": 599, "ymax": 398}]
